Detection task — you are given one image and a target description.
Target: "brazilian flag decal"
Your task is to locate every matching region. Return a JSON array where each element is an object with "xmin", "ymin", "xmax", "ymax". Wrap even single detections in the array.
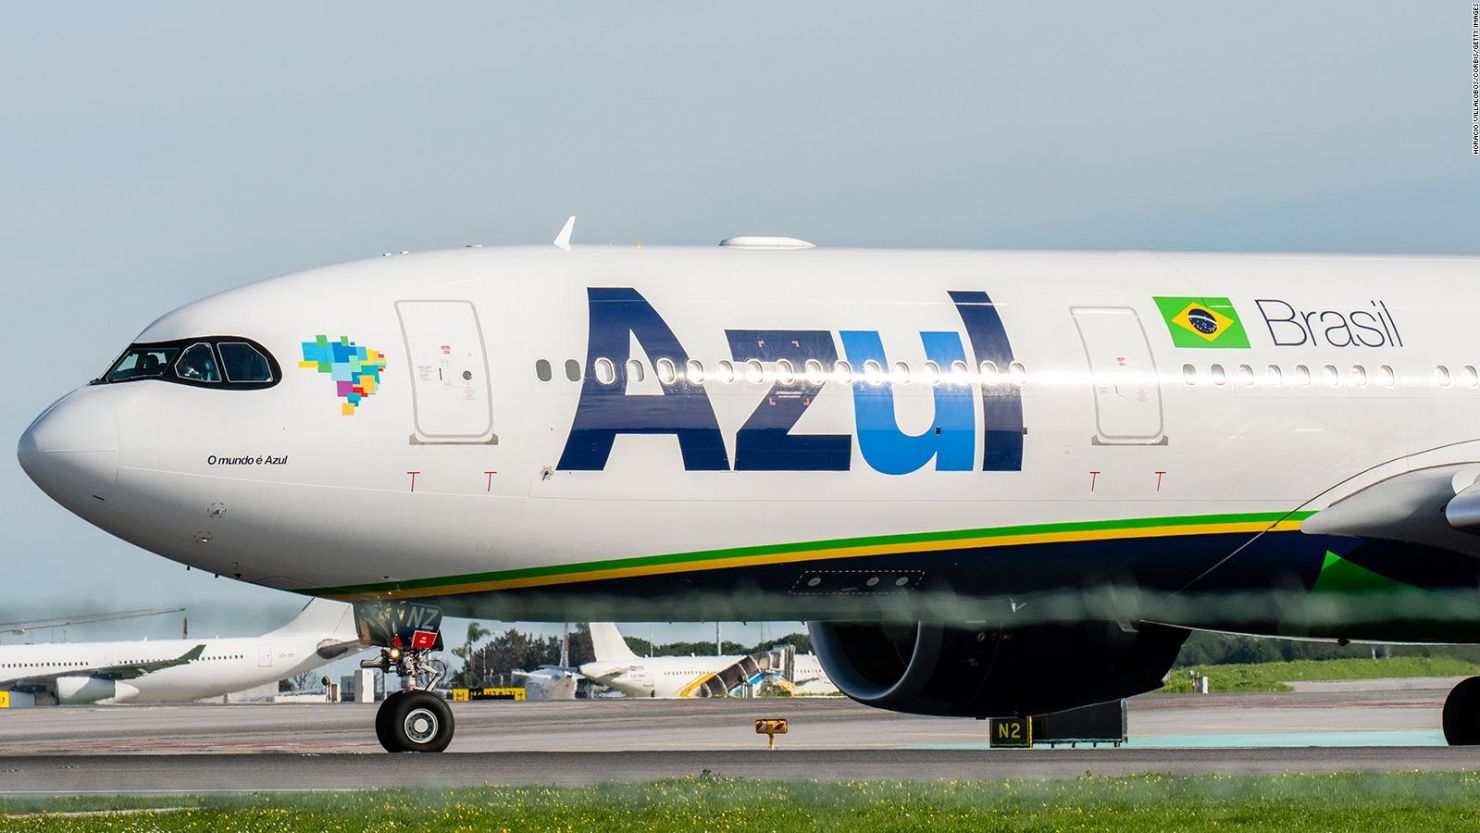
[{"xmin": 1153, "ymin": 296, "xmax": 1250, "ymax": 348}]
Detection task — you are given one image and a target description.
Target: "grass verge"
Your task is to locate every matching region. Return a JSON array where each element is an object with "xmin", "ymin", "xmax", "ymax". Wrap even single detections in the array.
[
  {"xmin": 5, "ymin": 773, "xmax": 1480, "ymax": 832},
  {"xmin": 1158, "ymin": 656, "xmax": 1480, "ymax": 693}
]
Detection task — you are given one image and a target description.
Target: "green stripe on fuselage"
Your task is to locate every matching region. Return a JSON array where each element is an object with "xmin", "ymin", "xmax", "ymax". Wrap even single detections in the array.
[{"xmin": 309, "ymin": 510, "xmax": 1315, "ymax": 598}]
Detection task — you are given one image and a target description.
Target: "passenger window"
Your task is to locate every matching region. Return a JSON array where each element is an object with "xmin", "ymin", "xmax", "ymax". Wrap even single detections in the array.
[
  {"xmin": 949, "ymin": 360, "xmax": 970, "ymax": 384},
  {"xmin": 1210, "ymin": 364, "xmax": 1227, "ymax": 385},
  {"xmin": 1351, "ymin": 365, "xmax": 1368, "ymax": 387},
  {"xmin": 1436, "ymin": 365, "xmax": 1452, "ymax": 387},
  {"xmin": 564, "ymin": 359, "xmax": 581, "ymax": 382},
  {"xmin": 218, "ymin": 342, "xmax": 274, "ymax": 383},
  {"xmin": 776, "ymin": 359, "xmax": 797, "ymax": 385},
  {"xmin": 977, "ymin": 361, "xmax": 996, "ymax": 386},
  {"xmin": 716, "ymin": 360, "xmax": 736, "ymax": 384},
  {"xmin": 594, "ymin": 358, "xmax": 616, "ymax": 385},
  {"xmin": 834, "ymin": 361, "xmax": 853, "ymax": 383},
  {"xmin": 892, "ymin": 361, "xmax": 911, "ymax": 384},
  {"xmin": 744, "ymin": 360, "xmax": 765, "ymax": 384},
  {"xmin": 803, "ymin": 359, "xmax": 826, "ymax": 385},
  {"xmin": 655, "ymin": 358, "xmax": 677, "ymax": 385},
  {"xmin": 1294, "ymin": 364, "xmax": 1311, "ymax": 386},
  {"xmin": 1378, "ymin": 365, "xmax": 1396, "ymax": 387},
  {"xmin": 175, "ymin": 343, "xmax": 221, "ymax": 383},
  {"xmin": 535, "ymin": 359, "xmax": 553, "ymax": 382},
  {"xmin": 1465, "ymin": 366, "xmax": 1479, "ymax": 388},
  {"xmin": 626, "ymin": 359, "xmax": 646, "ymax": 383},
  {"xmin": 1265, "ymin": 365, "xmax": 1283, "ymax": 386},
  {"xmin": 686, "ymin": 359, "xmax": 706, "ymax": 383},
  {"xmin": 1181, "ymin": 363, "xmax": 1197, "ymax": 385},
  {"xmin": 104, "ymin": 345, "xmax": 181, "ymax": 382},
  {"xmin": 1235, "ymin": 364, "xmax": 1254, "ymax": 386},
  {"xmin": 1008, "ymin": 361, "xmax": 1027, "ymax": 386},
  {"xmin": 1321, "ymin": 365, "xmax": 1339, "ymax": 387},
  {"xmin": 862, "ymin": 360, "xmax": 885, "ymax": 386}
]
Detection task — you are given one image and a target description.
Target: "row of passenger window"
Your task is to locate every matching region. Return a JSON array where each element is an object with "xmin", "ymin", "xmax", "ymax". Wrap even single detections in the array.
[
  {"xmin": 535, "ymin": 358, "xmax": 1030, "ymax": 386},
  {"xmin": 1182, "ymin": 362, "xmax": 1480, "ymax": 388}
]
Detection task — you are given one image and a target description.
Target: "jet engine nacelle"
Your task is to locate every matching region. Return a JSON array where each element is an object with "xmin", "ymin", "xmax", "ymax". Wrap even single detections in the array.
[
  {"xmin": 55, "ymin": 676, "xmax": 140, "ymax": 705},
  {"xmin": 806, "ymin": 620, "xmax": 1187, "ymax": 717}
]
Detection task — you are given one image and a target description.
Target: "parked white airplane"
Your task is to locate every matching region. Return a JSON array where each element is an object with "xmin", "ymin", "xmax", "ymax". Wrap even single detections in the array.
[
  {"xmin": 511, "ymin": 626, "xmax": 577, "ymax": 700},
  {"xmin": 788, "ymin": 653, "xmax": 838, "ymax": 696},
  {"xmin": 0, "ymin": 599, "xmax": 363, "ymax": 706},
  {"xmin": 20, "ymin": 225, "xmax": 1480, "ymax": 750},
  {"xmin": 578, "ymin": 623, "xmax": 749, "ymax": 699},
  {"xmin": 512, "ymin": 666, "xmax": 578, "ymax": 700}
]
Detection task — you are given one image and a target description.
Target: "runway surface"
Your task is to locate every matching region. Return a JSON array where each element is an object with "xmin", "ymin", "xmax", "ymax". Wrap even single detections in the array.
[{"xmin": 1, "ymin": 681, "xmax": 1477, "ymax": 793}]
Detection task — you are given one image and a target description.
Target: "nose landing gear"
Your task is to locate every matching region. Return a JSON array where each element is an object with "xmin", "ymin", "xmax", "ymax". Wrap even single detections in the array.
[
  {"xmin": 354, "ymin": 601, "xmax": 455, "ymax": 753},
  {"xmin": 375, "ymin": 690, "xmax": 455, "ymax": 753}
]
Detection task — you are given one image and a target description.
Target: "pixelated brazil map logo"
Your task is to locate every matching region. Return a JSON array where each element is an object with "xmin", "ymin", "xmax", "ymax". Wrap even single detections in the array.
[{"xmin": 299, "ymin": 335, "xmax": 387, "ymax": 415}]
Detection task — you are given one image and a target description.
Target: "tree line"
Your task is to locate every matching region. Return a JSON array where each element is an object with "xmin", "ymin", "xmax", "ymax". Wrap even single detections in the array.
[{"xmin": 451, "ymin": 623, "xmax": 812, "ymax": 688}]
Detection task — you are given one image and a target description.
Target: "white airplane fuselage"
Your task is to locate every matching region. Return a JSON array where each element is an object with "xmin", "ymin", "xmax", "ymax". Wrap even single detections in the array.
[
  {"xmin": 19, "ymin": 245, "xmax": 1480, "ymax": 640},
  {"xmin": 0, "ymin": 600, "xmax": 362, "ymax": 704}
]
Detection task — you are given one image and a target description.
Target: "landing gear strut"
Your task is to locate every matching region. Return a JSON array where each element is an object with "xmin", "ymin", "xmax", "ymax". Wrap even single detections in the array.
[
  {"xmin": 355, "ymin": 601, "xmax": 455, "ymax": 753},
  {"xmin": 1443, "ymin": 677, "xmax": 1480, "ymax": 745}
]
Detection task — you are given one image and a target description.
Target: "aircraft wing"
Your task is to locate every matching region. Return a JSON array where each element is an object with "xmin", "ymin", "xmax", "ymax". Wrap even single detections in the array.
[{"xmin": 7, "ymin": 643, "xmax": 206, "ymax": 690}]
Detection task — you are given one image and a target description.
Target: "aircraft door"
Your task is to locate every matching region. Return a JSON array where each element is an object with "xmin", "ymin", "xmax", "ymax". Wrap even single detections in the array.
[
  {"xmin": 395, "ymin": 300, "xmax": 496, "ymax": 444},
  {"xmin": 257, "ymin": 643, "xmax": 273, "ymax": 668},
  {"xmin": 1070, "ymin": 307, "xmax": 1166, "ymax": 445}
]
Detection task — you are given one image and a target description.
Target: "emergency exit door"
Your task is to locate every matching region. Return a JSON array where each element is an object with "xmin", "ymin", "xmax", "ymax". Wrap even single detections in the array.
[
  {"xmin": 1070, "ymin": 307, "xmax": 1165, "ymax": 444},
  {"xmin": 395, "ymin": 300, "xmax": 495, "ymax": 443}
]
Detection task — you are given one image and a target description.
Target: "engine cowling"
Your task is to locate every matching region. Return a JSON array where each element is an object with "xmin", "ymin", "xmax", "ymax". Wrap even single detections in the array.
[
  {"xmin": 55, "ymin": 676, "xmax": 140, "ymax": 705},
  {"xmin": 807, "ymin": 620, "xmax": 1187, "ymax": 717}
]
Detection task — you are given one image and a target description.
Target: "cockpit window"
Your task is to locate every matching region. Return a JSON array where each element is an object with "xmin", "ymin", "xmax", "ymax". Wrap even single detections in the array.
[
  {"xmin": 175, "ymin": 343, "xmax": 222, "ymax": 383},
  {"xmin": 95, "ymin": 336, "xmax": 280, "ymax": 389},
  {"xmin": 218, "ymin": 342, "xmax": 274, "ymax": 383},
  {"xmin": 105, "ymin": 346, "xmax": 181, "ymax": 382}
]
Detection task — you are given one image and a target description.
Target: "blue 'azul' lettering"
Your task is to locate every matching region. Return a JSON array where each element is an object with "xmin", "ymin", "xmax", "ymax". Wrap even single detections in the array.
[
  {"xmin": 557, "ymin": 287, "xmax": 1025, "ymax": 475},
  {"xmin": 950, "ymin": 290, "xmax": 1023, "ymax": 472},
  {"xmin": 839, "ymin": 331, "xmax": 975, "ymax": 475},
  {"xmin": 726, "ymin": 330, "xmax": 850, "ymax": 471},
  {"xmin": 556, "ymin": 288, "xmax": 729, "ymax": 471}
]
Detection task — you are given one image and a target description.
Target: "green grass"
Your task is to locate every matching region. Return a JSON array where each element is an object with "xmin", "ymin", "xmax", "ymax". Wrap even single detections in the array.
[
  {"xmin": 4, "ymin": 774, "xmax": 1480, "ymax": 831},
  {"xmin": 1159, "ymin": 656, "xmax": 1480, "ymax": 693}
]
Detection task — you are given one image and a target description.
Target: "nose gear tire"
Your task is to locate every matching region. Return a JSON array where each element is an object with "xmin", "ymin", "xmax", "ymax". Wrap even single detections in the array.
[{"xmin": 377, "ymin": 690, "xmax": 454, "ymax": 753}]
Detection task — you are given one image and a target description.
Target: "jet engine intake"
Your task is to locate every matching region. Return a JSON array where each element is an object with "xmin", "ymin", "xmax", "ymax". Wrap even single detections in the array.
[{"xmin": 806, "ymin": 620, "xmax": 1187, "ymax": 717}]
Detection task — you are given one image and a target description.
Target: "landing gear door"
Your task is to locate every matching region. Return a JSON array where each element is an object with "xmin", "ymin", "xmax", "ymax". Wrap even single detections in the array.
[
  {"xmin": 395, "ymin": 300, "xmax": 496, "ymax": 444},
  {"xmin": 1071, "ymin": 307, "xmax": 1166, "ymax": 445}
]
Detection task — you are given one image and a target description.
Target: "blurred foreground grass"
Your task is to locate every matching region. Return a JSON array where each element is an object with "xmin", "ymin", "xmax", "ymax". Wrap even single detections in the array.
[
  {"xmin": 1158, "ymin": 655, "xmax": 1480, "ymax": 693},
  {"xmin": 4, "ymin": 772, "xmax": 1480, "ymax": 832}
]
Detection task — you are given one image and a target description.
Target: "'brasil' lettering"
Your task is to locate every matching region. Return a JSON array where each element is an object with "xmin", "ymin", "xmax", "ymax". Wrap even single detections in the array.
[
  {"xmin": 1254, "ymin": 299, "xmax": 1403, "ymax": 349},
  {"xmin": 556, "ymin": 287, "xmax": 1024, "ymax": 474}
]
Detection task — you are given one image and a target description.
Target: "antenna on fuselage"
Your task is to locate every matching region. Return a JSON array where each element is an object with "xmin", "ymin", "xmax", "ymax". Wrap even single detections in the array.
[{"xmin": 553, "ymin": 216, "xmax": 576, "ymax": 251}]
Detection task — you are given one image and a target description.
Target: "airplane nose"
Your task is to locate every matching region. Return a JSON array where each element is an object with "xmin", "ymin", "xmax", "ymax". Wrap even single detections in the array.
[{"xmin": 17, "ymin": 388, "xmax": 120, "ymax": 507}]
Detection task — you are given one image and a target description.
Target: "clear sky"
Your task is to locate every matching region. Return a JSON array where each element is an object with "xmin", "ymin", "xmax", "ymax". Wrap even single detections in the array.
[{"xmin": 2, "ymin": 3, "xmax": 1478, "ymax": 649}]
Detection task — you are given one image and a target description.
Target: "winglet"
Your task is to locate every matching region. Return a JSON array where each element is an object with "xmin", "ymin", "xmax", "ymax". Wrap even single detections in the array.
[{"xmin": 553, "ymin": 216, "xmax": 576, "ymax": 251}]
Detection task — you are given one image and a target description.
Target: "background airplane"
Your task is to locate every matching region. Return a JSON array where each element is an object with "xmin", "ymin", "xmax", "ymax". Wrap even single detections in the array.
[
  {"xmin": 0, "ymin": 599, "xmax": 363, "ymax": 706},
  {"xmin": 578, "ymin": 623, "xmax": 756, "ymax": 699}
]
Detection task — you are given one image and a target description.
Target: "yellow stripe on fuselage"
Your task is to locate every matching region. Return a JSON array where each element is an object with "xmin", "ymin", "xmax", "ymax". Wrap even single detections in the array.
[{"xmin": 326, "ymin": 518, "xmax": 1302, "ymax": 602}]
